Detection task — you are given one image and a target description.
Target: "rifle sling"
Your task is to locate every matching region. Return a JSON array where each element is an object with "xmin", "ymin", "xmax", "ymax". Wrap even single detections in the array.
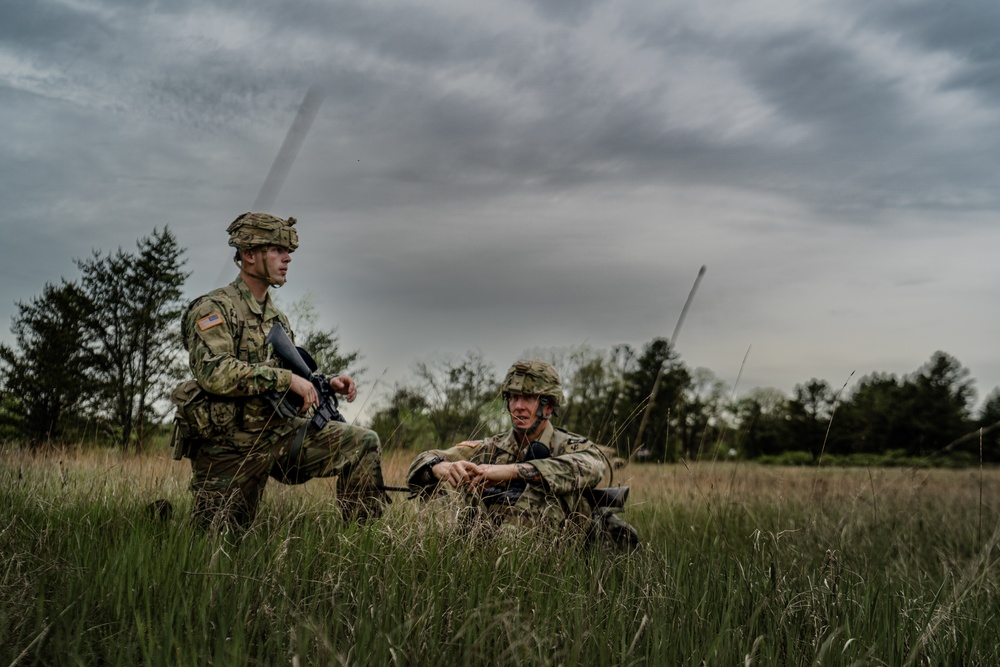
[{"xmin": 273, "ymin": 420, "xmax": 311, "ymax": 484}]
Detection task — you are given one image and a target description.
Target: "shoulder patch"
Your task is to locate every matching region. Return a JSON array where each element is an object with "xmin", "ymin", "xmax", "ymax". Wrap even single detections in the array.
[
  {"xmin": 455, "ymin": 440, "xmax": 482, "ymax": 448},
  {"xmin": 555, "ymin": 427, "xmax": 586, "ymax": 441},
  {"xmin": 197, "ymin": 312, "xmax": 224, "ymax": 331},
  {"xmin": 567, "ymin": 437, "xmax": 589, "ymax": 444}
]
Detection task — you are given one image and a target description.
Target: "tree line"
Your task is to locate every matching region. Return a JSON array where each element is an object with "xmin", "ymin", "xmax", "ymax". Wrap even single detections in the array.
[
  {"xmin": 0, "ymin": 229, "xmax": 187, "ymax": 449},
  {"xmin": 3, "ymin": 230, "xmax": 997, "ymax": 464},
  {"xmin": 367, "ymin": 340, "xmax": 1000, "ymax": 466}
]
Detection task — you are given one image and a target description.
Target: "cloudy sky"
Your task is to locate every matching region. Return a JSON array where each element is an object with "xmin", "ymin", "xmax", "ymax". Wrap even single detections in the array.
[{"xmin": 3, "ymin": 0, "xmax": 1000, "ymax": 417}]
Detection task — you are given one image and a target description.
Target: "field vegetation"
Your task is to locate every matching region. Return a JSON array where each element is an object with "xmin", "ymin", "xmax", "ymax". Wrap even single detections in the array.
[{"xmin": 3, "ymin": 445, "xmax": 1000, "ymax": 666}]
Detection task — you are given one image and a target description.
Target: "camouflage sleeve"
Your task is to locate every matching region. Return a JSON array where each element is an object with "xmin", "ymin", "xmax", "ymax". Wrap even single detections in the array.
[
  {"xmin": 529, "ymin": 442, "xmax": 606, "ymax": 495},
  {"xmin": 405, "ymin": 442, "xmax": 481, "ymax": 488},
  {"xmin": 185, "ymin": 296, "xmax": 293, "ymax": 397}
]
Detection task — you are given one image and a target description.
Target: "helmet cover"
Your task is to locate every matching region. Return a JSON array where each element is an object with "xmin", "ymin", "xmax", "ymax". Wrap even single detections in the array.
[
  {"xmin": 227, "ymin": 212, "xmax": 299, "ymax": 251},
  {"xmin": 501, "ymin": 359, "xmax": 564, "ymax": 407}
]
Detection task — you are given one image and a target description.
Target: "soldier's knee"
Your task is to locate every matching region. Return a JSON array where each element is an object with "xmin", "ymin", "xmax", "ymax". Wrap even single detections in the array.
[{"xmin": 358, "ymin": 428, "xmax": 382, "ymax": 457}]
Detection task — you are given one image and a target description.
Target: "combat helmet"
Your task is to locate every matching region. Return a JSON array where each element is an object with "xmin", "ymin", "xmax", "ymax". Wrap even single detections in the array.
[
  {"xmin": 502, "ymin": 359, "xmax": 564, "ymax": 408},
  {"xmin": 227, "ymin": 212, "xmax": 299, "ymax": 251}
]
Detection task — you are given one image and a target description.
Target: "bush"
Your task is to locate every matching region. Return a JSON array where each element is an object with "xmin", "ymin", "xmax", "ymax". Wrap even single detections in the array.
[{"xmin": 757, "ymin": 450, "xmax": 815, "ymax": 466}]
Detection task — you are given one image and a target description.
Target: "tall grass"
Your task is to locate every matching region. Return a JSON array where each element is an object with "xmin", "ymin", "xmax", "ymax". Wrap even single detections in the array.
[{"xmin": 2, "ymin": 447, "xmax": 999, "ymax": 665}]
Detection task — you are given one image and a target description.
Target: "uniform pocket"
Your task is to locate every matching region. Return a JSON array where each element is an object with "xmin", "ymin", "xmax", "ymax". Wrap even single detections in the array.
[
  {"xmin": 171, "ymin": 380, "xmax": 213, "ymax": 439},
  {"xmin": 241, "ymin": 398, "xmax": 273, "ymax": 432},
  {"xmin": 209, "ymin": 400, "xmax": 237, "ymax": 432}
]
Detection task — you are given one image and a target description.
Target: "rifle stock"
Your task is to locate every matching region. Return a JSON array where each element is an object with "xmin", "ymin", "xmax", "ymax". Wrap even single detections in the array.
[{"xmin": 582, "ymin": 485, "xmax": 629, "ymax": 509}]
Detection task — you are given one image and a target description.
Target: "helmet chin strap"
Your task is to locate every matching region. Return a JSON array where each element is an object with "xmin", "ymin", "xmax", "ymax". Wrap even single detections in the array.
[
  {"xmin": 262, "ymin": 264, "xmax": 284, "ymax": 287},
  {"xmin": 240, "ymin": 249, "xmax": 284, "ymax": 288},
  {"xmin": 509, "ymin": 398, "xmax": 551, "ymax": 437}
]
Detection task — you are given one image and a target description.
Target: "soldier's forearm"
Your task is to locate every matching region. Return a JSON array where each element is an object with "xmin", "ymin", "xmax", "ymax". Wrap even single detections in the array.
[
  {"xmin": 530, "ymin": 451, "xmax": 605, "ymax": 494},
  {"xmin": 194, "ymin": 357, "xmax": 291, "ymax": 396},
  {"xmin": 472, "ymin": 463, "xmax": 540, "ymax": 486},
  {"xmin": 406, "ymin": 451, "xmax": 448, "ymax": 487}
]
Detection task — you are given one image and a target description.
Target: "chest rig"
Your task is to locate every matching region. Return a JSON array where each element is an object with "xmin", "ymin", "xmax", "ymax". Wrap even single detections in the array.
[
  {"xmin": 182, "ymin": 283, "xmax": 289, "ymax": 432},
  {"xmin": 224, "ymin": 283, "xmax": 290, "ymax": 431}
]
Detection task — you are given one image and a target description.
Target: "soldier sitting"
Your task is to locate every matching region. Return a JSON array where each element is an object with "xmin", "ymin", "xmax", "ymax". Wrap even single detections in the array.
[{"xmin": 406, "ymin": 359, "xmax": 639, "ymax": 548}]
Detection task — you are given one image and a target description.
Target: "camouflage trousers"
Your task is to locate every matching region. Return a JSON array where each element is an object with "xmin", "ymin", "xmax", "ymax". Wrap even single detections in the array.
[
  {"xmin": 189, "ymin": 419, "xmax": 387, "ymax": 530},
  {"xmin": 443, "ymin": 485, "xmax": 591, "ymax": 537},
  {"xmin": 456, "ymin": 487, "xmax": 640, "ymax": 549}
]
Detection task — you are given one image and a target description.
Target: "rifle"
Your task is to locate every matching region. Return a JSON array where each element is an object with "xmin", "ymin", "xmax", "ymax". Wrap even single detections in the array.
[
  {"xmin": 265, "ymin": 324, "xmax": 417, "ymax": 492},
  {"xmin": 481, "ymin": 482, "xmax": 630, "ymax": 509},
  {"xmin": 264, "ymin": 323, "xmax": 344, "ymax": 431},
  {"xmin": 476, "ymin": 444, "xmax": 639, "ymax": 548}
]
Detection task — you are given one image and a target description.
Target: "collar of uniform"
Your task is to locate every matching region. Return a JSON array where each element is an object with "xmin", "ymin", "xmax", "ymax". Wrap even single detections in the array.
[
  {"xmin": 499, "ymin": 420, "xmax": 555, "ymax": 458},
  {"xmin": 230, "ymin": 277, "xmax": 278, "ymax": 319}
]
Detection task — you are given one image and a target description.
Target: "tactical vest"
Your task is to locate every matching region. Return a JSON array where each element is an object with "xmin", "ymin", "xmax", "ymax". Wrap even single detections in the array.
[{"xmin": 170, "ymin": 283, "xmax": 290, "ymax": 458}]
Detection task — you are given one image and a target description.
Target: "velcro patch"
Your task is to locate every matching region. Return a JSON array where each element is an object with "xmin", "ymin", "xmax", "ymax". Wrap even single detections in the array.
[
  {"xmin": 455, "ymin": 440, "xmax": 481, "ymax": 448},
  {"xmin": 197, "ymin": 313, "xmax": 224, "ymax": 331}
]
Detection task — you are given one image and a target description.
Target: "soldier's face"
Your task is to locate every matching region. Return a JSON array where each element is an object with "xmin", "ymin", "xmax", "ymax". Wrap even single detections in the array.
[
  {"xmin": 260, "ymin": 245, "xmax": 291, "ymax": 285},
  {"xmin": 508, "ymin": 394, "xmax": 552, "ymax": 431}
]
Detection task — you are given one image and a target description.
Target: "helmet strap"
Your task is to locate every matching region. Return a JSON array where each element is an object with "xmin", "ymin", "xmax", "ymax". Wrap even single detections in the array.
[
  {"xmin": 240, "ymin": 247, "xmax": 283, "ymax": 289},
  {"xmin": 512, "ymin": 415, "xmax": 547, "ymax": 438},
  {"xmin": 508, "ymin": 396, "xmax": 552, "ymax": 439}
]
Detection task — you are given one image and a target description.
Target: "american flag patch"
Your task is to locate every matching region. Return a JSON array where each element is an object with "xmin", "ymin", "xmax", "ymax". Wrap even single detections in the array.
[{"xmin": 197, "ymin": 313, "xmax": 224, "ymax": 331}]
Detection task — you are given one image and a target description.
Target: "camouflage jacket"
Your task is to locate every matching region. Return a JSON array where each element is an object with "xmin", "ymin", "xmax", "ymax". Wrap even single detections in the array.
[
  {"xmin": 406, "ymin": 422, "xmax": 607, "ymax": 498},
  {"xmin": 182, "ymin": 278, "xmax": 297, "ymax": 440}
]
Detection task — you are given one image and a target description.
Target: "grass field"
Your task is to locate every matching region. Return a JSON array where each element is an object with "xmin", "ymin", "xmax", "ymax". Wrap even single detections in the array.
[{"xmin": 2, "ymin": 446, "xmax": 999, "ymax": 666}]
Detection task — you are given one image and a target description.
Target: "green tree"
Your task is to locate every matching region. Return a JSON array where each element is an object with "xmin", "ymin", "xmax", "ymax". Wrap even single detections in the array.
[
  {"xmin": 0, "ymin": 281, "xmax": 92, "ymax": 445},
  {"xmin": 908, "ymin": 351, "xmax": 975, "ymax": 456},
  {"xmin": 130, "ymin": 228, "xmax": 190, "ymax": 446},
  {"xmin": 283, "ymin": 292, "xmax": 364, "ymax": 380},
  {"xmin": 77, "ymin": 228, "xmax": 188, "ymax": 450},
  {"xmin": 787, "ymin": 379, "xmax": 835, "ymax": 462},
  {"xmin": 676, "ymin": 367, "xmax": 732, "ymax": 461},
  {"xmin": 833, "ymin": 373, "xmax": 906, "ymax": 455},
  {"xmin": 368, "ymin": 385, "xmax": 437, "ymax": 451},
  {"xmin": 976, "ymin": 387, "xmax": 1000, "ymax": 462},
  {"xmin": 410, "ymin": 351, "xmax": 501, "ymax": 447},
  {"xmin": 833, "ymin": 352, "xmax": 974, "ymax": 459},
  {"xmin": 616, "ymin": 338, "xmax": 691, "ymax": 461},
  {"xmin": 733, "ymin": 387, "xmax": 789, "ymax": 459}
]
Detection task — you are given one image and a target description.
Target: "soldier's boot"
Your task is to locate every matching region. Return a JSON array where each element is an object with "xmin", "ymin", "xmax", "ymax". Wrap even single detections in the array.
[
  {"xmin": 338, "ymin": 451, "xmax": 390, "ymax": 523},
  {"xmin": 589, "ymin": 508, "xmax": 641, "ymax": 551},
  {"xmin": 192, "ymin": 487, "xmax": 261, "ymax": 534},
  {"xmin": 604, "ymin": 512, "xmax": 641, "ymax": 551},
  {"xmin": 339, "ymin": 487, "xmax": 390, "ymax": 523}
]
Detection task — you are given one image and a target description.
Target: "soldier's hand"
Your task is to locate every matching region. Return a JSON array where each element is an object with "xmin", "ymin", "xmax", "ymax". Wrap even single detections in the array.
[
  {"xmin": 432, "ymin": 460, "xmax": 480, "ymax": 489},
  {"xmin": 470, "ymin": 463, "xmax": 522, "ymax": 487},
  {"xmin": 289, "ymin": 375, "xmax": 319, "ymax": 411},
  {"xmin": 329, "ymin": 375, "xmax": 357, "ymax": 402}
]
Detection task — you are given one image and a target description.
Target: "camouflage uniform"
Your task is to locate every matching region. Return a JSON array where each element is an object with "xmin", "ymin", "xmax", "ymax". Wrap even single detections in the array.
[
  {"xmin": 175, "ymin": 213, "xmax": 386, "ymax": 529},
  {"xmin": 406, "ymin": 360, "xmax": 639, "ymax": 548},
  {"xmin": 406, "ymin": 421, "xmax": 608, "ymax": 527}
]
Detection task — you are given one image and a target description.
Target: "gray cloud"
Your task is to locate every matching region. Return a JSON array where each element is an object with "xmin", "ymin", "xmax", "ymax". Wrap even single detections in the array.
[{"xmin": 3, "ymin": 0, "xmax": 1000, "ymax": 410}]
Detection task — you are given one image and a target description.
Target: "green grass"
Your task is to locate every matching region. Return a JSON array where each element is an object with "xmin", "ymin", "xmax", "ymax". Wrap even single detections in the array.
[{"xmin": 2, "ymin": 448, "xmax": 1000, "ymax": 665}]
